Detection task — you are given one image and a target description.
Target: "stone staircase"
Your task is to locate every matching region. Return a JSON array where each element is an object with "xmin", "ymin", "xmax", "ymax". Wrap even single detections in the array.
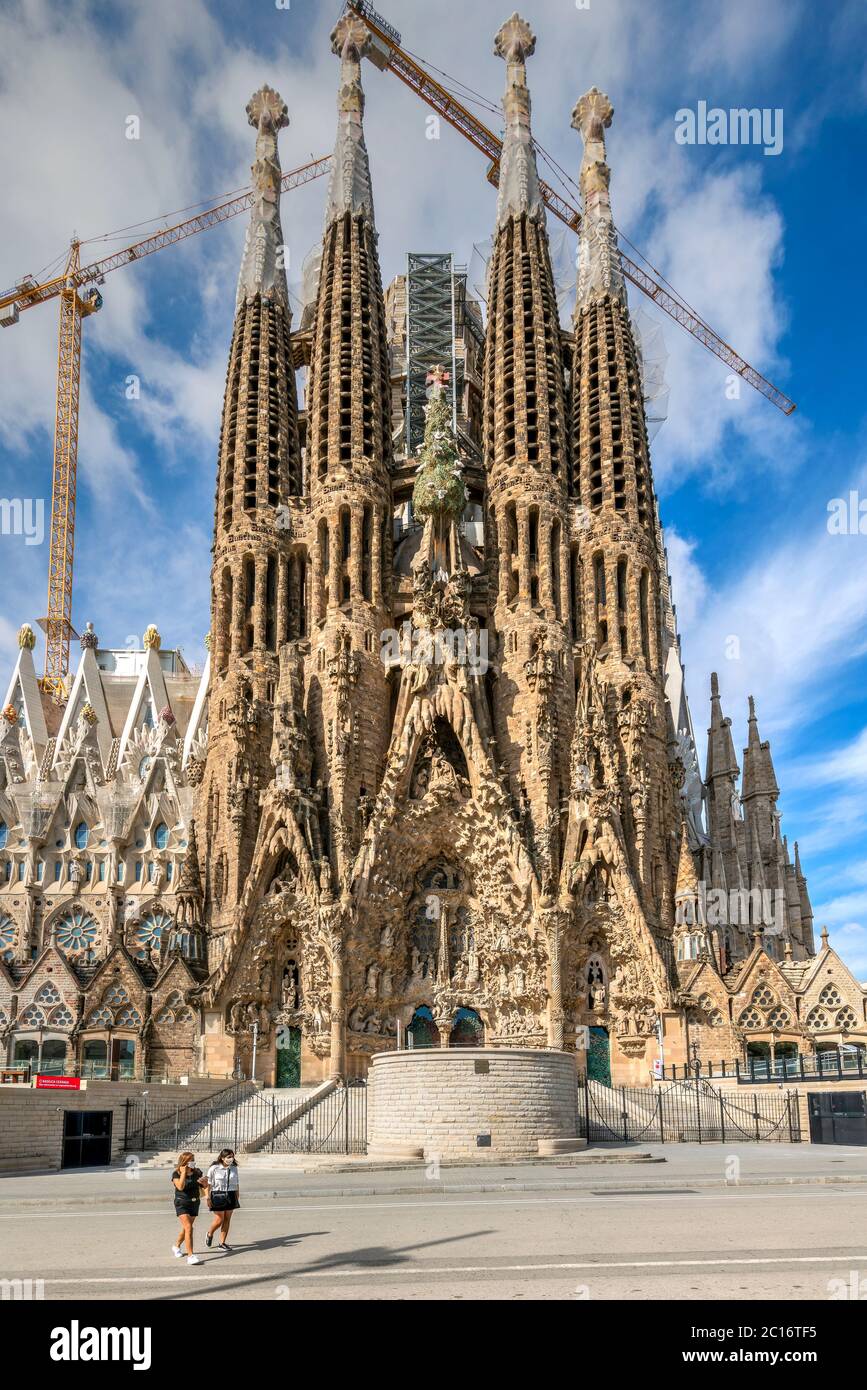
[{"xmin": 139, "ymin": 1084, "xmax": 323, "ymax": 1167}]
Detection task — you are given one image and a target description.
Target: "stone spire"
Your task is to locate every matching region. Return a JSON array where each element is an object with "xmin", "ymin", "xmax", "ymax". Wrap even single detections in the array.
[
  {"xmin": 324, "ymin": 14, "xmax": 375, "ymax": 228},
  {"xmin": 236, "ymin": 86, "xmax": 290, "ymax": 312},
  {"xmin": 493, "ymin": 14, "xmax": 544, "ymax": 228},
  {"xmin": 572, "ymin": 86, "xmax": 626, "ymax": 308},
  {"xmin": 706, "ymin": 673, "xmax": 740, "ymax": 782},
  {"xmin": 741, "ymin": 695, "xmax": 780, "ymax": 803}
]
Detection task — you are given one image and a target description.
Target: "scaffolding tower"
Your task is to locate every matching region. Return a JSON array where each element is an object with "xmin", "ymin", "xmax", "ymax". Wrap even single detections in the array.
[{"xmin": 405, "ymin": 252, "xmax": 457, "ymax": 459}]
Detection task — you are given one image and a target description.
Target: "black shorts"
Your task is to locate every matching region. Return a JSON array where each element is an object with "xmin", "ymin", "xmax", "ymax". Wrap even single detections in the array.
[{"xmin": 174, "ymin": 1198, "xmax": 200, "ymax": 1217}]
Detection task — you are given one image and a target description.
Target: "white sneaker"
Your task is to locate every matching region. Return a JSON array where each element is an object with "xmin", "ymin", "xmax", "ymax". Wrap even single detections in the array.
[
  {"xmin": 187, "ymin": 1254, "xmax": 202, "ymax": 1265},
  {"xmin": 172, "ymin": 1246, "xmax": 183, "ymax": 1258}
]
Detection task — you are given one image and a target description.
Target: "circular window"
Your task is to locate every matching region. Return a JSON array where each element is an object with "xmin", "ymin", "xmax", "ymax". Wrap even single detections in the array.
[
  {"xmin": 74, "ymin": 822, "xmax": 88, "ymax": 850},
  {"xmin": 0, "ymin": 822, "xmax": 7, "ymax": 850},
  {"xmin": 133, "ymin": 909, "xmax": 174, "ymax": 958},
  {"xmin": 154, "ymin": 823, "xmax": 169, "ymax": 851},
  {"xmin": 55, "ymin": 906, "xmax": 98, "ymax": 955},
  {"xmin": 138, "ymin": 755, "xmax": 152, "ymax": 780}
]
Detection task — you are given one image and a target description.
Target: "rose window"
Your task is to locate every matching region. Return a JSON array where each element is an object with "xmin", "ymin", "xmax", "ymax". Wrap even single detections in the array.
[
  {"xmin": 132, "ymin": 909, "xmax": 174, "ymax": 958},
  {"xmin": 0, "ymin": 914, "xmax": 16, "ymax": 958},
  {"xmin": 18, "ymin": 1005, "xmax": 45, "ymax": 1027},
  {"xmin": 819, "ymin": 985, "xmax": 842, "ymax": 1008},
  {"xmin": 837, "ymin": 1007, "xmax": 857, "ymax": 1030},
  {"xmin": 115, "ymin": 1006, "xmax": 142, "ymax": 1028},
  {"xmin": 87, "ymin": 1007, "xmax": 114, "ymax": 1027},
  {"xmin": 103, "ymin": 984, "xmax": 130, "ymax": 1007},
  {"xmin": 707, "ymin": 1010, "xmax": 725, "ymax": 1027},
  {"xmin": 49, "ymin": 1006, "xmax": 73, "ymax": 1028},
  {"xmin": 56, "ymin": 907, "xmax": 98, "ymax": 956},
  {"xmin": 35, "ymin": 983, "xmax": 62, "ymax": 1006}
]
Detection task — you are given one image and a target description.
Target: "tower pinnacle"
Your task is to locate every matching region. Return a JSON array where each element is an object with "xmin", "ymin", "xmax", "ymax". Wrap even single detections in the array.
[
  {"xmin": 236, "ymin": 85, "xmax": 290, "ymax": 312},
  {"xmin": 324, "ymin": 13, "xmax": 375, "ymax": 226},
  {"xmin": 494, "ymin": 13, "xmax": 544, "ymax": 227},
  {"xmin": 572, "ymin": 86, "xmax": 626, "ymax": 308}
]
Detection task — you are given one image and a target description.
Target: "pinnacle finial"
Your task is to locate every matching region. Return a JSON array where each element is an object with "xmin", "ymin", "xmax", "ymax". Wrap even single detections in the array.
[
  {"xmin": 748, "ymin": 694, "xmax": 757, "ymax": 721},
  {"xmin": 572, "ymin": 86, "xmax": 614, "ymax": 146},
  {"xmin": 246, "ymin": 85, "xmax": 288, "ymax": 133},
  {"xmin": 710, "ymin": 671, "xmax": 720, "ymax": 699},
  {"xmin": 494, "ymin": 13, "xmax": 536, "ymax": 64},
  {"xmin": 331, "ymin": 13, "xmax": 370, "ymax": 61}
]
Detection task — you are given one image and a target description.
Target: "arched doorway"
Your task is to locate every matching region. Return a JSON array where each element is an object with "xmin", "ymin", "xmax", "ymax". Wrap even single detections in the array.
[
  {"xmin": 275, "ymin": 1025, "xmax": 301, "ymax": 1087},
  {"xmin": 588, "ymin": 1026, "xmax": 611, "ymax": 1086},
  {"xmin": 451, "ymin": 1008, "xmax": 484, "ymax": 1047},
  {"xmin": 408, "ymin": 1006, "xmax": 439, "ymax": 1049}
]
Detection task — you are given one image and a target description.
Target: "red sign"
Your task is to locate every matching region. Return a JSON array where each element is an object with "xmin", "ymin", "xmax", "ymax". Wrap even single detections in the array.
[{"xmin": 35, "ymin": 1075, "xmax": 81, "ymax": 1090}]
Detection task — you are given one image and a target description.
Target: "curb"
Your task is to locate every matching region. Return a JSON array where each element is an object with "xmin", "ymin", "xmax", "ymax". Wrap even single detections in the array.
[{"xmin": 0, "ymin": 1172, "xmax": 865, "ymax": 1208}]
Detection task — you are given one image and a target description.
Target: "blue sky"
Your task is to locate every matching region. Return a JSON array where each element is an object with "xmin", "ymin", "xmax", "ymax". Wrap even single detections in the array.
[{"xmin": 1, "ymin": 0, "xmax": 866, "ymax": 974}]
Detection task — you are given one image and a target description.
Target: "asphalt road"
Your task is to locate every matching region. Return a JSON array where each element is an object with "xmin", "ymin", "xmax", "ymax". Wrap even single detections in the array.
[{"xmin": 3, "ymin": 1177, "xmax": 867, "ymax": 1300}]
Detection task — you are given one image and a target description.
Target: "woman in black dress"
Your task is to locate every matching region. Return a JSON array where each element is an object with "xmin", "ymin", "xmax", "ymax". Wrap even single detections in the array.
[{"xmin": 171, "ymin": 1151, "xmax": 208, "ymax": 1264}]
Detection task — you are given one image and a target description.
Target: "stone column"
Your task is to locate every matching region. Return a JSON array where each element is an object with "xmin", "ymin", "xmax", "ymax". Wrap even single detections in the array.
[
  {"xmin": 329, "ymin": 937, "xmax": 346, "ymax": 1079},
  {"xmin": 372, "ymin": 505, "xmax": 383, "ymax": 603},
  {"xmin": 329, "ymin": 519, "xmax": 341, "ymax": 608},
  {"xmin": 543, "ymin": 905, "xmax": 566, "ymax": 1050},
  {"xmin": 517, "ymin": 507, "xmax": 530, "ymax": 605},
  {"xmin": 277, "ymin": 557, "xmax": 289, "ymax": 645}
]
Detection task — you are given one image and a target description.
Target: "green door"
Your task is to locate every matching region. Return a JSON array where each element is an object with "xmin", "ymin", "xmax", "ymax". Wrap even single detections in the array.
[
  {"xmin": 275, "ymin": 1025, "xmax": 301, "ymax": 1087},
  {"xmin": 588, "ymin": 1026, "xmax": 611, "ymax": 1086}
]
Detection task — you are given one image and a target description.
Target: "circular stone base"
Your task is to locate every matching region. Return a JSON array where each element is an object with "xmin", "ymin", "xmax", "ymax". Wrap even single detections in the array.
[
  {"xmin": 537, "ymin": 1137, "xmax": 588, "ymax": 1156},
  {"xmin": 368, "ymin": 1048, "xmax": 580, "ymax": 1161}
]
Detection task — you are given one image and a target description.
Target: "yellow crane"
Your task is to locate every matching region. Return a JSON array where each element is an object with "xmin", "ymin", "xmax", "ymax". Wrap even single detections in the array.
[
  {"xmin": 1, "ymin": 9, "xmax": 795, "ymax": 699},
  {"xmin": 346, "ymin": 0, "xmax": 796, "ymax": 417},
  {"xmin": 0, "ymin": 156, "xmax": 332, "ymax": 699}
]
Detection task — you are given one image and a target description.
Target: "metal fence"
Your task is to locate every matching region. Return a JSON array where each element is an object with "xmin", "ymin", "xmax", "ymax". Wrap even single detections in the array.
[
  {"xmin": 578, "ymin": 1078, "xmax": 801, "ymax": 1144},
  {"xmin": 123, "ymin": 1081, "xmax": 367, "ymax": 1156},
  {"xmin": 662, "ymin": 1048, "xmax": 867, "ymax": 1084}
]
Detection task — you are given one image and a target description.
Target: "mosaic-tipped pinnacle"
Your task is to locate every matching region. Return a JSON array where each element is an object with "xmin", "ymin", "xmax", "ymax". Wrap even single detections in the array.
[
  {"xmin": 572, "ymin": 86, "xmax": 614, "ymax": 141},
  {"xmin": 246, "ymin": 85, "xmax": 289, "ymax": 132},
  {"xmin": 494, "ymin": 13, "xmax": 536, "ymax": 63},
  {"xmin": 331, "ymin": 13, "xmax": 370, "ymax": 61}
]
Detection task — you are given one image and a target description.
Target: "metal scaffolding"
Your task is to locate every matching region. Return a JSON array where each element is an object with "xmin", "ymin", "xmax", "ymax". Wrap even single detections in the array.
[{"xmin": 405, "ymin": 252, "xmax": 457, "ymax": 460}]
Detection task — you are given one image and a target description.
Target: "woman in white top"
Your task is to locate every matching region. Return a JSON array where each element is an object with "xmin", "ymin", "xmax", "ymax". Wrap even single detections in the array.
[{"xmin": 205, "ymin": 1148, "xmax": 240, "ymax": 1250}]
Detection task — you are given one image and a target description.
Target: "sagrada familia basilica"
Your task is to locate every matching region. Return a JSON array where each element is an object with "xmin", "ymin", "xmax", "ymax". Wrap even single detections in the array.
[{"xmin": 1, "ymin": 13, "xmax": 865, "ymax": 1088}]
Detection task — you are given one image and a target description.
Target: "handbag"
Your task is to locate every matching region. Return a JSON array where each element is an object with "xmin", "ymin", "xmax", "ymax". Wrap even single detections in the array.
[{"xmin": 210, "ymin": 1191, "xmax": 231, "ymax": 1212}]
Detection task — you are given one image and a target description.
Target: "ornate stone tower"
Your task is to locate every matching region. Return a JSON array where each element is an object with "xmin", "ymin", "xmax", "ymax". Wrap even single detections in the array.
[
  {"xmin": 202, "ymin": 84, "xmax": 304, "ymax": 943},
  {"xmin": 306, "ymin": 13, "xmax": 393, "ymax": 884},
  {"xmin": 484, "ymin": 14, "xmax": 573, "ymax": 893},
  {"xmin": 566, "ymin": 86, "xmax": 679, "ymax": 923}
]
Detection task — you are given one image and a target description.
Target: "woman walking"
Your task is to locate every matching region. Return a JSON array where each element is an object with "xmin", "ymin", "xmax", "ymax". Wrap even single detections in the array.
[
  {"xmin": 170, "ymin": 1151, "xmax": 207, "ymax": 1264},
  {"xmin": 205, "ymin": 1148, "xmax": 241, "ymax": 1251}
]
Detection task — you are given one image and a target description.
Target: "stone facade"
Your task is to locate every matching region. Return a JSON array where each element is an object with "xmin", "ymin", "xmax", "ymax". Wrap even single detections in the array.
[{"xmin": 2, "ymin": 14, "xmax": 865, "ymax": 1089}]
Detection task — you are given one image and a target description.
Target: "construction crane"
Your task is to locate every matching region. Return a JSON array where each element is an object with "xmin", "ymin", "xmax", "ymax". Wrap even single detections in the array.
[
  {"xmin": 345, "ymin": 0, "xmax": 796, "ymax": 418},
  {"xmin": 0, "ymin": 156, "xmax": 332, "ymax": 698}
]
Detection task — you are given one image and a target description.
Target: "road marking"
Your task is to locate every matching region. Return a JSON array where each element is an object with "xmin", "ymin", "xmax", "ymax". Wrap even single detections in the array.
[{"xmin": 28, "ymin": 1254, "xmax": 867, "ymax": 1286}]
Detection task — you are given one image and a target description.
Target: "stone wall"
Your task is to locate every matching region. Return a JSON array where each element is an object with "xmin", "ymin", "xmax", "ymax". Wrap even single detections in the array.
[
  {"xmin": 0, "ymin": 1077, "xmax": 231, "ymax": 1173},
  {"xmin": 368, "ymin": 1047, "xmax": 579, "ymax": 1159}
]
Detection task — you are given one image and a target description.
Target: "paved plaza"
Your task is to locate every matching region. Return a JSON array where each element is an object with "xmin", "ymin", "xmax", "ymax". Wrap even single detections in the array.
[{"xmin": 2, "ymin": 1145, "xmax": 866, "ymax": 1301}]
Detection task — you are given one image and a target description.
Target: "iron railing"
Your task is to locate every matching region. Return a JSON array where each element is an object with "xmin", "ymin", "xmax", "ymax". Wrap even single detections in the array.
[
  {"xmin": 122, "ymin": 1081, "xmax": 367, "ymax": 1156},
  {"xmin": 578, "ymin": 1078, "xmax": 801, "ymax": 1143},
  {"xmin": 662, "ymin": 1048, "xmax": 867, "ymax": 1084}
]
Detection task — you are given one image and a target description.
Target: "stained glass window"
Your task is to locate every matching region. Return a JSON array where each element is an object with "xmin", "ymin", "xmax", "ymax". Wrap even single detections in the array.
[
  {"xmin": 55, "ymin": 907, "xmax": 98, "ymax": 955},
  {"xmin": 18, "ymin": 1005, "xmax": 45, "ymax": 1027},
  {"xmin": 0, "ymin": 822, "xmax": 7, "ymax": 849},
  {"xmin": 35, "ymin": 983, "xmax": 62, "ymax": 1006},
  {"xmin": 132, "ymin": 909, "xmax": 173, "ymax": 958},
  {"xmin": 115, "ymin": 1006, "xmax": 142, "ymax": 1028},
  {"xmin": 103, "ymin": 984, "xmax": 130, "ymax": 1007},
  {"xmin": 0, "ymin": 914, "xmax": 15, "ymax": 958},
  {"xmin": 407, "ymin": 1005, "xmax": 439, "ymax": 1049},
  {"xmin": 74, "ymin": 822, "xmax": 88, "ymax": 850},
  {"xmin": 48, "ymin": 1006, "xmax": 73, "ymax": 1028},
  {"xmin": 154, "ymin": 822, "xmax": 168, "ymax": 850}
]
